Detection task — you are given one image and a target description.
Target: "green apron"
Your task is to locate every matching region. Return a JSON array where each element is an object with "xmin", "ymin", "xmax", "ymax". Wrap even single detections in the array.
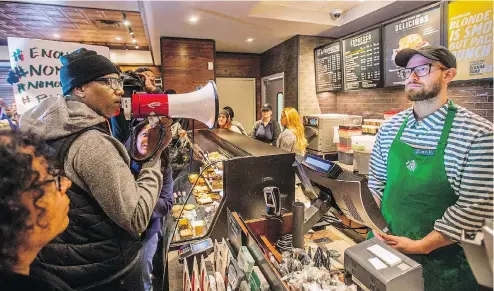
[{"xmin": 370, "ymin": 101, "xmax": 477, "ymax": 291}]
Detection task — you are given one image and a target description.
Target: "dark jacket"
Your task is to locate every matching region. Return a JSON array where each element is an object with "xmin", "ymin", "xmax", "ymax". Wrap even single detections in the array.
[
  {"xmin": 20, "ymin": 97, "xmax": 163, "ymax": 290},
  {"xmin": 1, "ymin": 269, "xmax": 73, "ymax": 291},
  {"xmin": 131, "ymin": 161, "xmax": 174, "ymax": 239},
  {"xmin": 250, "ymin": 119, "xmax": 281, "ymax": 145}
]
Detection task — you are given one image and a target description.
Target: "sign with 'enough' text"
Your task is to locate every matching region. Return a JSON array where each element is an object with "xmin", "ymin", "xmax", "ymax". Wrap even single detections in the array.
[{"xmin": 7, "ymin": 37, "xmax": 110, "ymax": 114}]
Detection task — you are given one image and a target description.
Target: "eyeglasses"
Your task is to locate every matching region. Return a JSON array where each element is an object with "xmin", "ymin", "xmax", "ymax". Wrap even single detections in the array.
[
  {"xmin": 398, "ymin": 63, "xmax": 445, "ymax": 80},
  {"xmin": 25, "ymin": 167, "xmax": 64, "ymax": 192},
  {"xmin": 94, "ymin": 77, "xmax": 124, "ymax": 90}
]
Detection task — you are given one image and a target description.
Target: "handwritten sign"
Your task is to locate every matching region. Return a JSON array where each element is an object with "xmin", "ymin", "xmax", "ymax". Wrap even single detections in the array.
[
  {"xmin": 7, "ymin": 37, "xmax": 110, "ymax": 114},
  {"xmin": 448, "ymin": 1, "xmax": 493, "ymax": 80}
]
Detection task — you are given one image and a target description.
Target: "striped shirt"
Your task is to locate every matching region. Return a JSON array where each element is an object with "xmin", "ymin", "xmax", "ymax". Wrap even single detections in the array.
[{"xmin": 369, "ymin": 101, "xmax": 493, "ymax": 241}]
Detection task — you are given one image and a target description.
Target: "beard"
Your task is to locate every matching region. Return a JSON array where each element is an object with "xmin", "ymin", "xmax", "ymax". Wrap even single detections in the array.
[{"xmin": 406, "ymin": 81, "xmax": 442, "ymax": 101}]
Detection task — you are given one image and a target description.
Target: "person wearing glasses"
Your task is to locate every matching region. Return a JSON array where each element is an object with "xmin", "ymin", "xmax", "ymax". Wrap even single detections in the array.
[
  {"xmin": 20, "ymin": 48, "xmax": 173, "ymax": 291},
  {"xmin": 0, "ymin": 130, "xmax": 73, "ymax": 290},
  {"xmin": 368, "ymin": 46, "xmax": 493, "ymax": 291}
]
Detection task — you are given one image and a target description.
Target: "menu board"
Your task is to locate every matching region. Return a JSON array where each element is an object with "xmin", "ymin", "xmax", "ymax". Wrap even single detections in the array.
[
  {"xmin": 448, "ymin": 1, "xmax": 493, "ymax": 80},
  {"xmin": 314, "ymin": 42, "xmax": 342, "ymax": 92},
  {"xmin": 343, "ymin": 28, "xmax": 382, "ymax": 90},
  {"xmin": 383, "ymin": 7, "xmax": 441, "ymax": 86}
]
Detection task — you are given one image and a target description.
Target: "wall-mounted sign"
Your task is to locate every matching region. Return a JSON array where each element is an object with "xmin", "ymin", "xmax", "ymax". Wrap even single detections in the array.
[
  {"xmin": 383, "ymin": 7, "xmax": 441, "ymax": 87},
  {"xmin": 343, "ymin": 28, "xmax": 382, "ymax": 90},
  {"xmin": 7, "ymin": 37, "xmax": 110, "ymax": 114},
  {"xmin": 314, "ymin": 42, "xmax": 342, "ymax": 92},
  {"xmin": 448, "ymin": 1, "xmax": 493, "ymax": 80}
]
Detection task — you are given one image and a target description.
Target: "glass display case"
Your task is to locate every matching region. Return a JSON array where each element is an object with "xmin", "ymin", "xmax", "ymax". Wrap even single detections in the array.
[{"xmin": 165, "ymin": 128, "xmax": 296, "ymax": 248}]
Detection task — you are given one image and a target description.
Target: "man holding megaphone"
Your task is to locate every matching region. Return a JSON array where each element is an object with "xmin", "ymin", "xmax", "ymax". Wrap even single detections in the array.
[{"xmin": 20, "ymin": 48, "xmax": 173, "ymax": 291}]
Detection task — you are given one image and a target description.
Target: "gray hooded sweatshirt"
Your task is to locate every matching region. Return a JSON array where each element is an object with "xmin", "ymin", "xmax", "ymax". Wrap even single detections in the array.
[{"xmin": 20, "ymin": 96, "xmax": 163, "ymax": 234}]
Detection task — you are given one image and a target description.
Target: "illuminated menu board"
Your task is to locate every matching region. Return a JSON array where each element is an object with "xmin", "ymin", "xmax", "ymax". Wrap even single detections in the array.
[
  {"xmin": 383, "ymin": 7, "xmax": 441, "ymax": 86},
  {"xmin": 314, "ymin": 42, "xmax": 342, "ymax": 92},
  {"xmin": 343, "ymin": 28, "xmax": 382, "ymax": 90}
]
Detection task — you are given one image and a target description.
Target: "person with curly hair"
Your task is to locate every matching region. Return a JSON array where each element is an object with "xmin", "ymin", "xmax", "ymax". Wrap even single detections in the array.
[{"xmin": 0, "ymin": 130, "xmax": 73, "ymax": 290}]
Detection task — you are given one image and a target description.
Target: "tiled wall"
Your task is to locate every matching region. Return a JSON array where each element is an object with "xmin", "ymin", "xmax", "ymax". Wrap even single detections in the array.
[
  {"xmin": 298, "ymin": 35, "xmax": 333, "ymax": 116},
  {"xmin": 260, "ymin": 36, "xmax": 298, "ymax": 109},
  {"xmin": 315, "ymin": 79, "xmax": 493, "ymax": 121}
]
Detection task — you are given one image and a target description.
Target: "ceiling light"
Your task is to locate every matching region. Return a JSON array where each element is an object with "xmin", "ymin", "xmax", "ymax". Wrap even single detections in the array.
[
  {"xmin": 123, "ymin": 20, "xmax": 130, "ymax": 26},
  {"xmin": 53, "ymin": 33, "xmax": 60, "ymax": 38},
  {"xmin": 132, "ymin": 39, "xmax": 137, "ymax": 43},
  {"xmin": 130, "ymin": 31, "xmax": 134, "ymax": 35},
  {"xmin": 246, "ymin": 38, "xmax": 254, "ymax": 42},
  {"xmin": 116, "ymin": 37, "xmax": 122, "ymax": 41},
  {"xmin": 189, "ymin": 16, "xmax": 199, "ymax": 23},
  {"xmin": 135, "ymin": 46, "xmax": 139, "ymax": 49}
]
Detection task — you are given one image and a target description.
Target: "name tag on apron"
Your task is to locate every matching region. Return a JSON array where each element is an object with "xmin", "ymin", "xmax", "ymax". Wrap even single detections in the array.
[{"xmin": 414, "ymin": 149, "xmax": 435, "ymax": 156}]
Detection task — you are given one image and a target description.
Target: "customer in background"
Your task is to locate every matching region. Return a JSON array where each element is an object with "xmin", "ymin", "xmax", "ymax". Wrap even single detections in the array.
[
  {"xmin": 0, "ymin": 130, "xmax": 72, "ymax": 291},
  {"xmin": 0, "ymin": 98, "xmax": 17, "ymax": 131},
  {"xmin": 130, "ymin": 122, "xmax": 173, "ymax": 291},
  {"xmin": 20, "ymin": 48, "xmax": 173, "ymax": 291},
  {"xmin": 277, "ymin": 107, "xmax": 307, "ymax": 156},
  {"xmin": 250, "ymin": 103, "xmax": 281, "ymax": 145},
  {"xmin": 223, "ymin": 106, "xmax": 247, "ymax": 134},
  {"xmin": 217, "ymin": 109, "xmax": 244, "ymax": 134}
]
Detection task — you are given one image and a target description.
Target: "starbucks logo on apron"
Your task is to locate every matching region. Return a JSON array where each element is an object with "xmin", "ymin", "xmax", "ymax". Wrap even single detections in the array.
[{"xmin": 406, "ymin": 160, "xmax": 417, "ymax": 172}]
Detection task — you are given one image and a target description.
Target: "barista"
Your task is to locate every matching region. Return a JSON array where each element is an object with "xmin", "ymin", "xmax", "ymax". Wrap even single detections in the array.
[{"xmin": 368, "ymin": 46, "xmax": 493, "ymax": 291}]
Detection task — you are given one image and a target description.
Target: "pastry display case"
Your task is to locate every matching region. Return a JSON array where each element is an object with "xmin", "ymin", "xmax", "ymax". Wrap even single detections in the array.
[{"xmin": 165, "ymin": 129, "xmax": 296, "ymax": 248}]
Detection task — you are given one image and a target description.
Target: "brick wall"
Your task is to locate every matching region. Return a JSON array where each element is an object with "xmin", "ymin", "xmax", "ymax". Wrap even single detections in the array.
[
  {"xmin": 215, "ymin": 52, "xmax": 261, "ymax": 119},
  {"xmin": 260, "ymin": 36, "xmax": 298, "ymax": 109},
  {"xmin": 315, "ymin": 79, "xmax": 493, "ymax": 121},
  {"xmin": 298, "ymin": 35, "xmax": 333, "ymax": 116}
]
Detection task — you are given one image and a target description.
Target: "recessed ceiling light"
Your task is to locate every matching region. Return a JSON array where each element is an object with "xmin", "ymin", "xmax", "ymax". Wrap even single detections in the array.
[
  {"xmin": 135, "ymin": 46, "xmax": 139, "ymax": 49},
  {"xmin": 123, "ymin": 20, "xmax": 130, "ymax": 26},
  {"xmin": 53, "ymin": 33, "xmax": 60, "ymax": 38},
  {"xmin": 130, "ymin": 31, "xmax": 134, "ymax": 35},
  {"xmin": 116, "ymin": 37, "xmax": 122, "ymax": 41},
  {"xmin": 189, "ymin": 16, "xmax": 199, "ymax": 23},
  {"xmin": 132, "ymin": 39, "xmax": 137, "ymax": 43},
  {"xmin": 246, "ymin": 38, "xmax": 254, "ymax": 42}
]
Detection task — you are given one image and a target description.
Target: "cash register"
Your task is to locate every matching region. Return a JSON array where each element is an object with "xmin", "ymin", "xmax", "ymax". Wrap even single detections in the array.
[{"xmin": 293, "ymin": 154, "xmax": 424, "ymax": 291}]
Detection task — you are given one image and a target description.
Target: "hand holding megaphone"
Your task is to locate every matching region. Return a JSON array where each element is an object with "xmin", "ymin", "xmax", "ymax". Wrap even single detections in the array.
[
  {"xmin": 123, "ymin": 81, "xmax": 218, "ymax": 162},
  {"xmin": 129, "ymin": 117, "xmax": 173, "ymax": 162}
]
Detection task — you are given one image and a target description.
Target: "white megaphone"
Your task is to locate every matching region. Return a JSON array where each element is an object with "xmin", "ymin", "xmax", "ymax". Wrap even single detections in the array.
[{"xmin": 121, "ymin": 80, "xmax": 219, "ymax": 128}]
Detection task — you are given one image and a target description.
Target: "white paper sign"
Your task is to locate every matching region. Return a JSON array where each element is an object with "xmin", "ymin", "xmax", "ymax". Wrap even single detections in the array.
[{"xmin": 7, "ymin": 37, "xmax": 110, "ymax": 114}]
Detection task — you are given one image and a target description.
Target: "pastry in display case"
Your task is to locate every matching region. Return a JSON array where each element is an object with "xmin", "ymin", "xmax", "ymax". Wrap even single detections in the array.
[
  {"xmin": 172, "ymin": 151, "xmax": 228, "ymax": 242},
  {"xmin": 166, "ymin": 129, "xmax": 296, "ymax": 248}
]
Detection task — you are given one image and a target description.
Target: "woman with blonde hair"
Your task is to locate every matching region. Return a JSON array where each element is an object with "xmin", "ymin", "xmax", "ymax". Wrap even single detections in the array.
[{"xmin": 277, "ymin": 107, "xmax": 307, "ymax": 156}]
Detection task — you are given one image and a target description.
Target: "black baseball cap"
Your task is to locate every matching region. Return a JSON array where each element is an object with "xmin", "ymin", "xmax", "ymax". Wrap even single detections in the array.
[
  {"xmin": 261, "ymin": 103, "xmax": 272, "ymax": 111},
  {"xmin": 395, "ymin": 45, "xmax": 457, "ymax": 69}
]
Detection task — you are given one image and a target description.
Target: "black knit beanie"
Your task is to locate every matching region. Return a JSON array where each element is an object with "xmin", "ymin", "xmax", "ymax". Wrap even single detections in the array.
[{"xmin": 60, "ymin": 48, "xmax": 119, "ymax": 95}]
